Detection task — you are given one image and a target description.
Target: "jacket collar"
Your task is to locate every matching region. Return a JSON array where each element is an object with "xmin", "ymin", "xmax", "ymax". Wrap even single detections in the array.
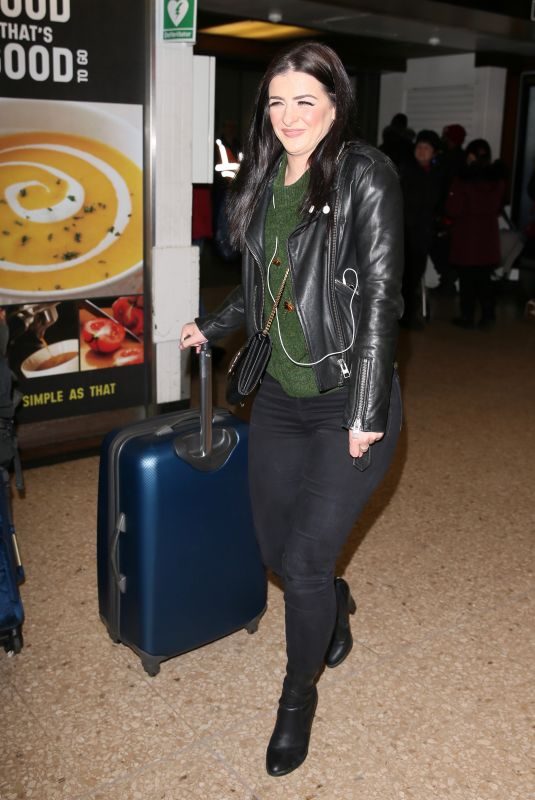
[{"xmin": 244, "ymin": 155, "xmax": 282, "ymax": 264}]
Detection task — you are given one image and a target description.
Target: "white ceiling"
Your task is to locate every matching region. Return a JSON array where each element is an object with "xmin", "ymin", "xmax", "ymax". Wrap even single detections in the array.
[{"xmin": 198, "ymin": 0, "xmax": 535, "ymax": 57}]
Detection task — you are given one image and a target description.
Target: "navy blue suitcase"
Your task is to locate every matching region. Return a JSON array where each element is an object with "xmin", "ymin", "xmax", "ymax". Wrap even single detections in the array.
[
  {"xmin": 97, "ymin": 346, "xmax": 267, "ymax": 676},
  {"xmin": 0, "ymin": 467, "xmax": 24, "ymax": 656}
]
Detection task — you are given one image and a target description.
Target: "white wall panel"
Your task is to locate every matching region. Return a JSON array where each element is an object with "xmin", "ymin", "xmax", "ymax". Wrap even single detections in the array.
[
  {"xmin": 192, "ymin": 55, "xmax": 215, "ymax": 184},
  {"xmin": 151, "ymin": 19, "xmax": 200, "ymax": 403},
  {"xmin": 377, "ymin": 72, "xmax": 405, "ymax": 145},
  {"xmin": 405, "ymin": 53, "xmax": 475, "ymax": 88},
  {"xmin": 379, "ymin": 54, "xmax": 506, "ymax": 156},
  {"xmin": 474, "ymin": 67, "xmax": 507, "ymax": 159},
  {"xmin": 406, "ymin": 84, "xmax": 475, "ymax": 141}
]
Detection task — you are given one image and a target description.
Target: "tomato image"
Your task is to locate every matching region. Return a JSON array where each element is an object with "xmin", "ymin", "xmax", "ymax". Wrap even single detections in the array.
[
  {"xmin": 114, "ymin": 346, "xmax": 144, "ymax": 366},
  {"xmin": 111, "ymin": 296, "xmax": 131, "ymax": 321},
  {"xmin": 112, "ymin": 296, "xmax": 144, "ymax": 336},
  {"xmin": 82, "ymin": 318, "xmax": 125, "ymax": 353}
]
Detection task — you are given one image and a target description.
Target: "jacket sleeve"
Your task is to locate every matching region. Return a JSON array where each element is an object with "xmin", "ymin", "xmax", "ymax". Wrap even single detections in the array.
[
  {"xmin": 195, "ymin": 284, "xmax": 246, "ymax": 342},
  {"xmin": 344, "ymin": 159, "xmax": 404, "ymax": 432}
]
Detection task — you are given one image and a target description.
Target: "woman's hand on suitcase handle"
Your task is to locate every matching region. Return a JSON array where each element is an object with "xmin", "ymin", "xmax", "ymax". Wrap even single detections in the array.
[
  {"xmin": 179, "ymin": 322, "xmax": 208, "ymax": 354},
  {"xmin": 349, "ymin": 430, "xmax": 383, "ymax": 459}
]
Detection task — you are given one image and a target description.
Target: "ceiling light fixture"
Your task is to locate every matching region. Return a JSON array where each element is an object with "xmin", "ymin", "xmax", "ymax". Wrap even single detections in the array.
[
  {"xmin": 200, "ymin": 20, "xmax": 317, "ymax": 40},
  {"xmin": 428, "ymin": 35, "xmax": 441, "ymax": 46},
  {"xmin": 268, "ymin": 10, "xmax": 283, "ymax": 23}
]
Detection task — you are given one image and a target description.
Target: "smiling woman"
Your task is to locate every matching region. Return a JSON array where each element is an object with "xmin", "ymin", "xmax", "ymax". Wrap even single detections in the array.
[
  {"xmin": 179, "ymin": 41, "xmax": 404, "ymax": 780},
  {"xmin": 268, "ymin": 72, "xmax": 335, "ymax": 179}
]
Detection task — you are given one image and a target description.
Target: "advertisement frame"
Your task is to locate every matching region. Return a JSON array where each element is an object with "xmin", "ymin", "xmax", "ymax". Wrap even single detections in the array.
[
  {"xmin": 144, "ymin": 0, "xmax": 156, "ymax": 417},
  {"xmin": 0, "ymin": 0, "xmax": 155, "ymax": 440}
]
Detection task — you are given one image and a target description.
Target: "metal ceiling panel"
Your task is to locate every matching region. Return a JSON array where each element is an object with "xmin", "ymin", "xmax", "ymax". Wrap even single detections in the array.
[{"xmin": 198, "ymin": 0, "xmax": 535, "ymax": 56}]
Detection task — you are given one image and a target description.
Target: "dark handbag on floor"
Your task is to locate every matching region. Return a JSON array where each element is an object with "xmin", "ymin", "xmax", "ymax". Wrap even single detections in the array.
[{"xmin": 226, "ymin": 268, "xmax": 289, "ymax": 405}]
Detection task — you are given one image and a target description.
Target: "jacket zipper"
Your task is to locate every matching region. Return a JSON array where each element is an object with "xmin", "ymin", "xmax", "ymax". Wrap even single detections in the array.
[
  {"xmin": 328, "ymin": 188, "xmax": 347, "ymax": 386},
  {"xmin": 282, "ymin": 177, "xmax": 347, "ymax": 387},
  {"xmin": 352, "ymin": 357, "xmax": 372, "ymax": 429}
]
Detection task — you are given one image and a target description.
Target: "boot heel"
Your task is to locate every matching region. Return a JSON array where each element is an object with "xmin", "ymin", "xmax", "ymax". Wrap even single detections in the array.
[{"xmin": 325, "ymin": 579, "xmax": 357, "ymax": 669}]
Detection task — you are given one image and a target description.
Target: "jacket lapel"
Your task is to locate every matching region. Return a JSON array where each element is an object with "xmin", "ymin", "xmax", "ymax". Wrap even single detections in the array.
[{"xmin": 244, "ymin": 185, "xmax": 271, "ymax": 266}]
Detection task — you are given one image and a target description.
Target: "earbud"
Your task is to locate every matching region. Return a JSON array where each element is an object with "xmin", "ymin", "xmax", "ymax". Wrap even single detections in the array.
[{"xmin": 309, "ymin": 205, "xmax": 315, "ymax": 214}]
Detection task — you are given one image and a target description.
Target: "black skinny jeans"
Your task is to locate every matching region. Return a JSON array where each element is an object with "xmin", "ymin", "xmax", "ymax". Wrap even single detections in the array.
[{"xmin": 249, "ymin": 372, "xmax": 402, "ymax": 677}]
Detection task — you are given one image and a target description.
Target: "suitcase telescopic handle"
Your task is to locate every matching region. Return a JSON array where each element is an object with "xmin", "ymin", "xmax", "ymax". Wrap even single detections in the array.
[
  {"xmin": 199, "ymin": 343, "xmax": 212, "ymax": 457},
  {"xmin": 174, "ymin": 343, "xmax": 238, "ymax": 470}
]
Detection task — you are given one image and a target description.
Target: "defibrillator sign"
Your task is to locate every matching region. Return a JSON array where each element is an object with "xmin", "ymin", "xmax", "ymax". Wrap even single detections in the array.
[{"xmin": 163, "ymin": 0, "xmax": 197, "ymax": 42}]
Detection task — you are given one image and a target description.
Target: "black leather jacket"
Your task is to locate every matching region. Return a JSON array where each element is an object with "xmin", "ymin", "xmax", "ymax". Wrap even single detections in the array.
[{"xmin": 198, "ymin": 141, "xmax": 404, "ymax": 432}]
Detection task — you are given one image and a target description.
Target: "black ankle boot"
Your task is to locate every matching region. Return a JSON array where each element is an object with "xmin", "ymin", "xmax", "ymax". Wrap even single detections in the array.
[
  {"xmin": 266, "ymin": 674, "xmax": 318, "ymax": 777},
  {"xmin": 325, "ymin": 577, "xmax": 357, "ymax": 668}
]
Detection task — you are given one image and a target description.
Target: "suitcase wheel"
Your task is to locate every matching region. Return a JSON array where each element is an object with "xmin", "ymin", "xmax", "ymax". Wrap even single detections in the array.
[
  {"xmin": 142, "ymin": 657, "xmax": 161, "ymax": 677},
  {"xmin": 5, "ymin": 628, "xmax": 23, "ymax": 656},
  {"xmin": 245, "ymin": 608, "xmax": 266, "ymax": 635}
]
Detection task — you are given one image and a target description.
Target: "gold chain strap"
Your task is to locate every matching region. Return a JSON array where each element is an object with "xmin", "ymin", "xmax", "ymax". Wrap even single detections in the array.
[{"xmin": 262, "ymin": 267, "xmax": 290, "ymax": 335}]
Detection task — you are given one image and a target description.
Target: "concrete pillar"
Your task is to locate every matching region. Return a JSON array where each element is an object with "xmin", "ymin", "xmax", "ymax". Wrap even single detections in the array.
[{"xmin": 151, "ymin": 5, "xmax": 199, "ymax": 404}]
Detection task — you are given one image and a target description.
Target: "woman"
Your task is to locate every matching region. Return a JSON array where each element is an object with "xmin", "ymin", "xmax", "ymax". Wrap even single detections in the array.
[
  {"xmin": 180, "ymin": 42, "xmax": 403, "ymax": 777},
  {"xmin": 446, "ymin": 138, "xmax": 506, "ymax": 329}
]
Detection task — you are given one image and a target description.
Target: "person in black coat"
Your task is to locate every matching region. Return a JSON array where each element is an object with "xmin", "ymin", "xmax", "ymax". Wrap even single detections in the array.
[
  {"xmin": 399, "ymin": 129, "xmax": 444, "ymax": 329},
  {"xmin": 379, "ymin": 113, "xmax": 414, "ymax": 168}
]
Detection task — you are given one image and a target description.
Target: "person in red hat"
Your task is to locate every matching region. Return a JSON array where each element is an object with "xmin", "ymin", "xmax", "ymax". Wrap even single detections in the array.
[{"xmin": 446, "ymin": 138, "xmax": 506, "ymax": 329}]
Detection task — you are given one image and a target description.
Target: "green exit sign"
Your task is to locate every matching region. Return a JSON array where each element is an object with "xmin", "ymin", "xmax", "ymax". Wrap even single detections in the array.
[{"xmin": 163, "ymin": 0, "xmax": 197, "ymax": 42}]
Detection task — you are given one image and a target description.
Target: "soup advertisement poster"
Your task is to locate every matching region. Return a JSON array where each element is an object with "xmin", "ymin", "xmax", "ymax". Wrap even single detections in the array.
[{"xmin": 0, "ymin": 0, "xmax": 147, "ymax": 423}]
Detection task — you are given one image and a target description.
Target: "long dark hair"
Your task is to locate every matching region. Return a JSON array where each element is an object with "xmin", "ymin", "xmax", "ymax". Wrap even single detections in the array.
[
  {"xmin": 461, "ymin": 138, "xmax": 506, "ymax": 182},
  {"xmin": 227, "ymin": 41, "xmax": 356, "ymax": 248}
]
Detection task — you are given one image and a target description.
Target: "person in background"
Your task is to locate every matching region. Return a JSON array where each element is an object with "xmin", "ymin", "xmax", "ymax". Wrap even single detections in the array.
[
  {"xmin": 180, "ymin": 41, "xmax": 403, "ymax": 777},
  {"xmin": 446, "ymin": 138, "xmax": 506, "ymax": 329},
  {"xmin": 441, "ymin": 124, "xmax": 467, "ymax": 185},
  {"xmin": 379, "ymin": 112, "xmax": 414, "ymax": 168},
  {"xmin": 429, "ymin": 123, "xmax": 468, "ymax": 296},
  {"xmin": 399, "ymin": 129, "xmax": 444, "ymax": 329}
]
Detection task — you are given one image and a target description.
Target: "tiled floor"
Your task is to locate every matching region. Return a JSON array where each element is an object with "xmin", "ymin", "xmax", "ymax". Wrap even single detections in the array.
[{"xmin": 2, "ymin": 292, "xmax": 534, "ymax": 800}]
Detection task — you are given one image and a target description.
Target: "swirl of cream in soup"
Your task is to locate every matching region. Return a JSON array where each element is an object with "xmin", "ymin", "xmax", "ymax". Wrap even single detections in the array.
[{"xmin": 1, "ymin": 143, "xmax": 132, "ymax": 273}]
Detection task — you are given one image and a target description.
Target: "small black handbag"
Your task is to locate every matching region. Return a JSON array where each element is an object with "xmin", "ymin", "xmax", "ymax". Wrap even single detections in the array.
[{"xmin": 226, "ymin": 268, "xmax": 289, "ymax": 405}]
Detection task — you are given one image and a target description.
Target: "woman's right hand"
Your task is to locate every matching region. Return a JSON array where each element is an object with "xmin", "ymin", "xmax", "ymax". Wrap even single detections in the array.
[{"xmin": 179, "ymin": 322, "xmax": 208, "ymax": 353}]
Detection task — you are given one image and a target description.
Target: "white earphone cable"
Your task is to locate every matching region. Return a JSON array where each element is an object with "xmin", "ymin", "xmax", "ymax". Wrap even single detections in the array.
[{"xmin": 267, "ymin": 235, "xmax": 359, "ymax": 368}]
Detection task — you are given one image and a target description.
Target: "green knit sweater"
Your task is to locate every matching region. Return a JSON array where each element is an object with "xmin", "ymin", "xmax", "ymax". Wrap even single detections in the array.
[{"xmin": 263, "ymin": 157, "xmax": 319, "ymax": 396}]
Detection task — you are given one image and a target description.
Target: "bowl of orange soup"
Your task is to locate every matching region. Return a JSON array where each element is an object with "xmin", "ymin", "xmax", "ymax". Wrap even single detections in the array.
[
  {"xmin": 0, "ymin": 99, "xmax": 143, "ymax": 300},
  {"xmin": 21, "ymin": 339, "xmax": 79, "ymax": 378}
]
